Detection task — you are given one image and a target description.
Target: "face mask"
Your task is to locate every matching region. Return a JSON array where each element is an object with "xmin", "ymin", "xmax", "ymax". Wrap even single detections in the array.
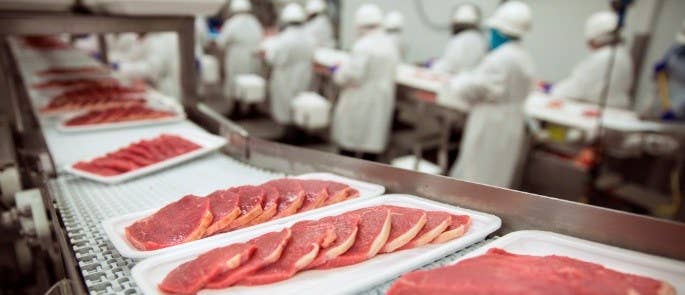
[{"xmin": 489, "ymin": 28, "xmax": 510, "ymax": 51}]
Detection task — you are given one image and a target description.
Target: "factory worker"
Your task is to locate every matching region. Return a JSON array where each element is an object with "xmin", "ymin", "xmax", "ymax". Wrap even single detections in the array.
[
  {"xmin": 215, "ymin": 0, "xmax": 264, "ymax": 98},
  {"xmin": 304, "ymin": 0, "xmax": 335, "ymax": 48},
  {"xmin": 552, "ymin": 11, "xmax": 634, "ymax": 109},
  {"xmin": 107, "ymin": 33, "xmax": 145, "ymax": 64},
  {"xmin": 384, "ymin": 11, "xmax": 408, "ymax": 62},
  {"xmin": 331, "ymin": 4, "xmax": 400, "ymax": 159},
  {"xmin": 117, "ymin": 33, "xmax": 181, "ymax": 98},
  {"xmin": 651, "ymin": 20, "xmax": 685, "ymax": 120},
  {"xmin": 432, "ymin": 4, "xmax": 487, "ymax": 75},
  {"xmin": 265, "ymin": 3, "xmax": 315, "ymax": 125},
  {"xmin": 438, "ymin": 1, "xmax": 536, "ymax": 188},
  {"xmin": 195, "ymin": 16, "xmax": 220, "ymax": 86}
]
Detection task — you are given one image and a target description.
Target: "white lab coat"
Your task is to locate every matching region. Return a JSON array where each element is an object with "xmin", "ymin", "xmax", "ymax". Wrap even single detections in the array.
[
  {"xmin": 331, "ymin": 29, "xmax": 400, "ymax": 153},
  {"xmin": 118, "ymin": 33, "xmax": 180, "ymax": 99},
  {"xmin": 304, "ymin": 14, "xmax": 335, "ymax": 48},
  {"xmin": 387, "ymin": 31, "xmax": 409, "ymax": 62},
  {"xmin": 552, "ymin": 45, "xmax": 634, "ymax": 109},
  {"xmin": 195, "ymin": 16, "xmax": 220, "ymax": 85},
  {"xmin": 216, "ymin": 13, "xmax": 264, "ymax": 98},
  {"xmin": 265, "ymin": 25, "xmax": 316, "ymax": 124},
  {"xmin": 432, "ymin": 30, "xmax": 487, "ymax": 75},
  {"xmin": 439, "ymin": 42, "xmax": 535, "ymax": 188},
  {"xmin": 107, "ymin": 33, "xmax": 146, "ymax": 63}
]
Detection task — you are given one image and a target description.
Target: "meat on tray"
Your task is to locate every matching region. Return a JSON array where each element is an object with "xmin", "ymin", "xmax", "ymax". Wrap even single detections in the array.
[
  {"xmin": 63, "ymin": 105, "xmax": 176, "ymax": 127},
  {"xmin": 72, "ymin": 134, "xmax": 202, "ymax": 177},
  {"xmin": 125, "ymin": 178, "xmax": 361, "ymax": 252},
  {"xmin": 157, "ymin": 205, "xmax": 471, "ymax": 294},
  {"xmin": 40, "ymin": 85, "xmax": 147, "ymax": 114},
  {"xmin": 22, "ymin": 36, "xmax": 71, "ymax": 50},
  {"xmin": 32, "ymin": 77, "xmax": 119, "ymax": 90},
  {"xmin": 387, "ymin": 248, "xmax": 675, "ymax": 295},
  {"xmin": 35, "ymin": 66, "xmax": 110, "ymax": 77}
]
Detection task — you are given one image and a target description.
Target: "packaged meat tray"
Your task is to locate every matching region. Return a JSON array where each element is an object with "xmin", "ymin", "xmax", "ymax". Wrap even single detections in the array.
[
  {"xmin": 130, "ymin": 194, "xmax": 501, "ymax": 294},
  {"xmin": 36, "ymin": 84, "xmax": 149, "ymax": 116},
  {"xmin": 56, "ymin": 105, "xmax": 185, "ymax": 133},
  {"xmin": 94, "ymin": 0, "xmax": 223, "ymax": 16},
  {"xmin": 103, "ymin": 173, "xmax": 385, "ymax": 259},
  {"xmin": 393, "ymin": 230, "xmax": 684, "ymax": 294},
  {"xmin": 65, "ymin": 132, "xmax": 227, "ymax": 184}
]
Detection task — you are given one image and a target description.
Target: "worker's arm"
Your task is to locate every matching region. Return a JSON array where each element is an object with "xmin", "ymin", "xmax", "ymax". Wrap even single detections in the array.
[
  {"xmin": 551, "ymin": 53, "xmax": 601, "ymax": 101},
  {"xmin": 215, "ymin": 20, "xmax": 236, "ymax": 49},
  {"xmin": 333, "ymin": 46, "xmax": 369, "ymax": 87}
]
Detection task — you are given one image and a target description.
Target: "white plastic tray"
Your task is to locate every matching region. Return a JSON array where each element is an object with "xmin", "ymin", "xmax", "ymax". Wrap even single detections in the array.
[
  {"xmin": 453, "ymin": 230, "xmax": 685, "ymax": 294},
  {"xmin": 56, "ymin": 91, "xmax": 186, "ymax": 133},
  {"xmin": 97, "ymin": 0, "xmax": 223, "ymax": 16},
  {"xmin": 131, "ymin": 194, "xmax": 501, "ymax": 294},
  {"xmin": 103, "ymin": 172, "xmax": 385, "ymax": 259},
  {"xmin": 64, "ymin": 131, "xmax": 227, "ymax": 184}
]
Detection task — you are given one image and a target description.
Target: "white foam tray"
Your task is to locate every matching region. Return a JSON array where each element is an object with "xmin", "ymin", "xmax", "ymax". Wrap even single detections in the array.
[
  {"xmin": 131, "ymin": 194, "xmax": 501, "ymax": 294},
  {"xmin": 64, "ymin": 131, "xmax": 227, "ymax": 184},
  {"xmin": 56, "ymin": 91, "xmax": 186, "ymax": 133},
  {"xmin": 96, "ymin": 0, "xmax": 223, "ymax": 16},
  {"xmin": 452, "ymin": 230, "xmax": 685, "ymax": 294},
  {"xmin": 103, "ymin": 173, "xmax": 386, "ymax": 259}
]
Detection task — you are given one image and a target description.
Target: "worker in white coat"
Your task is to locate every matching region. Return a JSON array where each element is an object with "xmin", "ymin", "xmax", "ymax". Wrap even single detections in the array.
[
  {"xmin": 265, "ymin": 3, "xmax": 315, "ymax": 125},
  {"xmin": 438, "ymin": 1, "xmax": 536, "ymax": 188},
  {"xmin": 651, "ymin": 19, "xmax": 685, "ymax": 120},
  {"xmin": 552, "ymin": 11, "xmax": 634, "ymax": 109},
  {"xmin": 117, "ymin": 33, "xmax": 181, "ymax": 98},
  {"xmin": 331, "ymin": 4, "xmax": 400, "ymax": 159},
  {"xmin": 432, "ymin": 4, "xmax": 487, "ymax": 75},
  {"xmin": 215, "ymin": 0, "xmax": 264, "ymax": 99},
  {"xmin": 384, "ymin": 11, "xmax": 408, "ymax": 62},
  {"xmin": 304, "ymin": 0, "xmax": 335, "ymax": 48}
]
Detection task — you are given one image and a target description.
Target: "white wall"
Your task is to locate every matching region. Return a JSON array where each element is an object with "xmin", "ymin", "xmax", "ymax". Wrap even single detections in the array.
[{"xmin": 338, "ymin": 0, "xmax": 685, "ymax": 107}]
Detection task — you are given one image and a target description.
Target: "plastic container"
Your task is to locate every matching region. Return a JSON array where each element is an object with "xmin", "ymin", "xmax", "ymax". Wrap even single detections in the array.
[{"xmin": 291, "ymin": 92, "xmax": 331, "ymax": 130}]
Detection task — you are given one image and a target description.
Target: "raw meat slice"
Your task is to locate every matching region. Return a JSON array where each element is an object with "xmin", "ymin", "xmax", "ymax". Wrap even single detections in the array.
[
  {"xmin": 261, "ymin": 179, "xmax": 306, "ymax": 220},
  {"xmin": 297, "ymin": 179, "xmax": 329, "ymax": 212},
  {"xmin": 108, "ymin": 150, "xmax": 154, "ymax": 166},
  {"xmin": 204, "ymin": 190, "xmax": 241, "ymax": 236},
  {"xmin": 205, "ymin": 229, "xmax": 292, "ymax": 289},
  {"xmin": 238, "ymin": 220, "xmax": 336, "ymax": 285},
  {"xmin": 316, "ymin": 207, "xmax": 392, "ymax": 269},
  {"xmin": 432, "ymin": 214, "xmax": 471, "ymax": 244},
  {"xmin": 324, "ymin": 181, "xmax": 358, "ymax": 205},
  {"xmin": 90, "ymin": 157, "xmax": 139, "ymax": 172},
  {"xmin": 387, "ymin": 248, "xmax": 676, "ymax": 295},
  {"xmin": 125, "ymin": 195, "xmax": 212, "ymax": 250},
  {"xmin": 398, "ymin": 211, "xmax": 451, "ymax": 250},
  {"xmin": 72, "ymin": 162, "xmax": 120, "ymax": 176},
  {"xmin": 158, "ymin": 242, "xmax": 255, "ymax": 294},
  {"xmin": 245, "ymin": 186, "xmax": 279, "ymax": 227},
  {"xmin": 307, "ymin": 214, "xmax": 361, "ymax": 268},
  {"xmin": 381, "ymin": 206, "xmax": 427, "ymax": 253},
  {"xmin": 227, "ymin": 186, "xmax": 265, "ymax": 230}
]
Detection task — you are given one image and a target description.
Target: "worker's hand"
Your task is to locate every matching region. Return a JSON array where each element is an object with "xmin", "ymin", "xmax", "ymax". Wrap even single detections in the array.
[
  {"xmin": 329, "ymin": 65, "xmax": 339, "ymax": 74},
  {"xmin": 109, "ymin": 62, "xmax": 119, "ymax": 71},
  {"xmin": 653, "ymin": 60, "xmax": 667, "ymax": 76},
  {"xmin": 422, "ymin": 58, "xmax": 436, "ymax": 68}
]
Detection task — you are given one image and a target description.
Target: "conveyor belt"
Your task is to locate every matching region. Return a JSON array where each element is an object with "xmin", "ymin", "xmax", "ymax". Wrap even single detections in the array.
[{"xmin": 50, "ymin": 153, "xmax": 283, "ymax": 294}]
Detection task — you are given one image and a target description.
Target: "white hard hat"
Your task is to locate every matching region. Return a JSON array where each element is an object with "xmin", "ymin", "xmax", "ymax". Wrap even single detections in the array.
[
  {"xmin": 230, "ymin": 0, "xmax": 251, "ymax": 13},
  {"xmin": 452, "ymin": 4, "xmax": 480, "ymax": 25},
  {"xmin": 585, "ymin": 11, "xmax": 618, "ymax": 41},
  {"xmin": 306, "ymin": 0, "xmax": 326, "ymax": 15},
  {"xmin": 486, "ymin": 1, "xmax": 532, "ymax": 37},
  {"xmin": 355, "ymin": 4, "xmax": 383, "ymax": 27},
  {"xmin": 384, "ymin": 11, "xmax": 404, "ymax": 30},
  {"xmin": 677, "ymin": 19, "xmax": 685, "ymax": 45},
  {"xmin": 281, "ymin": 3, "xmax": 306, "ymax": 23}
]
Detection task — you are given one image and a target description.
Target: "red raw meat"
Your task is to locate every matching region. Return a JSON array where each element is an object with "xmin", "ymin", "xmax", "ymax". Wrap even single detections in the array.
[
  {"xmin": 64, "ymin": 105, "xmax": 175, "ymax": 126},
  {"xmin": 205, "ymin": 229, "xmax": 292, "ymax": 289},
  {"xmin": 23, "ymin": 36, "xmax": 71, "ymax": 50},
  {"xmin": 108, "ymin": 150, "xmax": 155, "ymax": 167},
  {"xmin": 324, "ymin": 181, "xmax": 359, "ymax": 205},
  {"xmin": 316, "ymin": 207, "xmax": 392, "ymax": 269},
  {"xmin": 238, "ymin": 219, "xmax": 336, "ymax": 285},
  {"xmin": 158, "ymin": 242, "xmax": 255, "ymax": 294},
  {"xmin": 32, "ymin": 77, "xmax": 118, "ymax": 90},
  {"xmin": 72, "ymin": 162, "xmax": 120, "ymax": 176},
  {"xmin": 297, "ymin": 179, "xmax": 329, "ymax": 212},
  {"xmin": 261, "ymin": 179, "xmax": 305, "ymax": 220},
  {"xmin": 125, "ymin": 195, "xmax": 212, "ymax": 251},
  {"xmin": 227, "ymin": 186, "xmax": 265, "ymax": 230},
  {"xmin": 399, "ymin": 211, "xmax": 451, "ymax": 250},
  {"xmin": 204, "ymin": 190, "xmax": 241, "ymax": 236},
  {"xmin": 432, "ymin": 214, "xmax": 470, "ymax": 244},
  {"xmin": 36, "ymin": 66, "xmax": 109, "ymax": 76},
  {"xmin": 90, "ymin": 157, "xmax": 139, "ymax": 173},
  {"xmin": 381, "ymin": 206, "xmax": 427, "ymax": 253},
  {"xmin": 307, "ymin": 214, "xmax": 361, "ymax": 268},
  {"xmin": 245, "ymin": 186, "xmax": 280, "ymax": 227},
  {"xmin": 387, "ymin": 248, "xmax": 675, "ymax": 295}
]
